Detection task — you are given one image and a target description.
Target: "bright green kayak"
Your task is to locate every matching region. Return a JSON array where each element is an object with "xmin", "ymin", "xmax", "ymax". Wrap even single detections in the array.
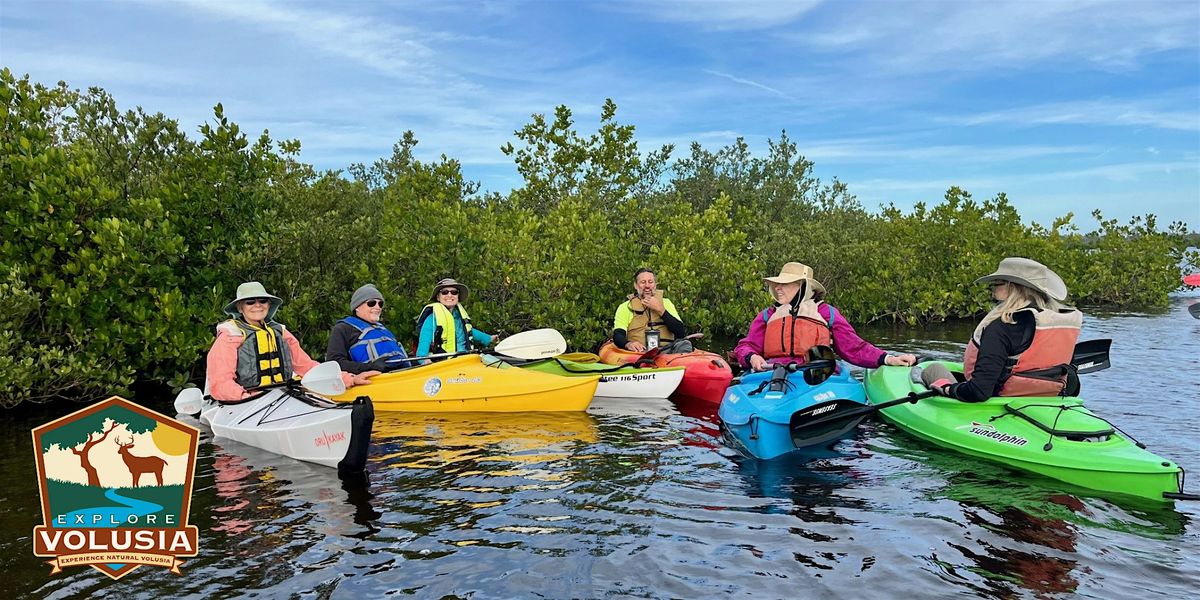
[
  {"xmin": 512, "ymin": 357, "xmax": 685, "ymax": 399},
  {"xmin": 864, "ymin": 362, "xmax": 1186, "ymax": 503}
]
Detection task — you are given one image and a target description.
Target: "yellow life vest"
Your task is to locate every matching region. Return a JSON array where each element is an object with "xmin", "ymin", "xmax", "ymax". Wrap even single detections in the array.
[
  {"xmin": 223, "ymin": 319, "xmax": 293, "ymax": 388},
  {"xmin": 418, "ymin": 302, "xmax": 473, "ymax": 354}
]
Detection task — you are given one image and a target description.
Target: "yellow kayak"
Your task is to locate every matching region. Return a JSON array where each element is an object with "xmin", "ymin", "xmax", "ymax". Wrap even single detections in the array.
[{"xmin": 330, "ymin": 354, "xmax": 598, "ymax": 412}]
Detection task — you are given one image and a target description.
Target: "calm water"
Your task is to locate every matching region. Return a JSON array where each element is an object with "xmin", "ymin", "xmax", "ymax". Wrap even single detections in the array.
[{"xmin": 3, "ymin": 299, "xmax": 1199, "ymax": 598}]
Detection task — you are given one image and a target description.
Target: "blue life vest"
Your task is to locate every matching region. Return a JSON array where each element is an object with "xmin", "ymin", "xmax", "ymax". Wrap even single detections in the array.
[{"xmin": 342, "ymin": 316, "xmax": 410, "ymax": 366}]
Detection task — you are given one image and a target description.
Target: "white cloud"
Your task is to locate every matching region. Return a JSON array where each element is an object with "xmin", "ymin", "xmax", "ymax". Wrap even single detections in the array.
[
  {"xmin": 610, "ymin": 0, "xmax": 823, "ymax": 31},
  {"xmin": 949, "ymin": 97, "xmax": 1200, "ymax": 132}
]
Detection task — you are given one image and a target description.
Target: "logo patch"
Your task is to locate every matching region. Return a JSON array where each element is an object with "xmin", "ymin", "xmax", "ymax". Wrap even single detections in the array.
[
  {"xmin": 958, "ymin": 421, "xmax": 1029, "ymax": 446},
  {"xmin": 423, "ymin": 377, "xmax": 443, "ymax": 397},
  {"xmin": 32, "ymin": 396, "xmax": 200, "ymax": 580}
]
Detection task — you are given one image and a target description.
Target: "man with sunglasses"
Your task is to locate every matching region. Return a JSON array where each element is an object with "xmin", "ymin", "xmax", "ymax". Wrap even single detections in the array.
[
  {"xmin": 415, "ymin": 277, "xmax": 496, "ymax": 360},
  {"xmin": 326, "ymin": 283, "xmax": 412, "ymax": 373}
]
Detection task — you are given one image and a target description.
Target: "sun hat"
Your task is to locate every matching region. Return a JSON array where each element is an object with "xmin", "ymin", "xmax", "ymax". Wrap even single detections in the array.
[
  {"xmin": 223, "ymin": 281, "xmax": 283, "ymax": 321},
  {"xmin": 763, "ymin": 262, "xmax": 826, "ymax": 296},
  {"xmin": 350, "ymin": 283, "xmax": 384, "ymax": 313},
  {"xmin": 429, "ymin": 278, "xmax": 469, "ymax": 303},
  {"xmin": 975, "ymin": 257, "xmax": 1069, "ymax": 301}
]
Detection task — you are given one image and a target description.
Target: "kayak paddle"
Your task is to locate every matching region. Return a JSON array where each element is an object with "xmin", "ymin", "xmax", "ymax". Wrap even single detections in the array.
[
  {"xmin": 1070, "ymin": 338, "xmax": 1111, "ymax": 374},
  {"xmin": 1183, "ymin": 273, "xmax": 1200, "ymax": 286},
  {"xmin": 1189, "ymin": 303, "xmax": 1200, "ymax": 319}
]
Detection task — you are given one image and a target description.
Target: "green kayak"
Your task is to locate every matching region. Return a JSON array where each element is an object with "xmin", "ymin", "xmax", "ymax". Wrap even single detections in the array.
[
  {"xmin": 511, "ymin": 357, "xmax": 685, "ymax": 399},
  {"xmin": 864, "ymin": 362, "xmax": 1186, "ymax": 503}
]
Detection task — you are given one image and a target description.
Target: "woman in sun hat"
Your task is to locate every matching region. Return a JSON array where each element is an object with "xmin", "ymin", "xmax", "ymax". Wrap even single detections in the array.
[
  {"xmin": 920, "ymin": 257, "xmax": 1083, "ymax": 401},
  {"xmin": 326, "ymin": 283, "xmax": 411, "ymax": 374},
  {"xmin": 414, "ymin": 277, "xmax": 496, "ymax": 359},
  {"xmin": 733, "ymin": 262, "xmax": 916, "ymax": 372},
  {"xmin": 206, "ymin": 281, "xmax": 378, "ymax": 401}
]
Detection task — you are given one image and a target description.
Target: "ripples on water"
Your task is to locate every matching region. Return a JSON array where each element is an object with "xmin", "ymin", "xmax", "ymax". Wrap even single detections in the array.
[{"xmin": 4, "ymin": 299, "xmax": 1199, "ymax": 598}]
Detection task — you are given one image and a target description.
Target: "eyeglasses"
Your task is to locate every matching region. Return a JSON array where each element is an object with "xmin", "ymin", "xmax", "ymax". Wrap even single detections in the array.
[
  {"xmin": 439, "ymin": 289, "xmax": 459, "ymax": 296},
  {"xmin": 988, "ymin": 281, "xmax": 1006, "ymax": 289},
  {"xmin": 364, "ymin": 299, "xmax": 384, "ymax": 308},
  {"xmin": 241, "ymin": 298, "xmax": 270, "ymax": 306}
]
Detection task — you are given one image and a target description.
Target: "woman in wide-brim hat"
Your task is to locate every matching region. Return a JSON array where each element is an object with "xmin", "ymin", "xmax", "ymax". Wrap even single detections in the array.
[
  {"xmin": 206, "ymin": 281, "xmax": 378, "ymax": 401},
  {"xmin": 414, "ymin": 277, "xmax": 496, "ymax": 359},
  {"xmin": 920, "ymin": 257, "xmax": 1083, "ymax": 401},
  {"xmin": 732, "ymin": 262, "xmax": 916, "ymax": 372}
]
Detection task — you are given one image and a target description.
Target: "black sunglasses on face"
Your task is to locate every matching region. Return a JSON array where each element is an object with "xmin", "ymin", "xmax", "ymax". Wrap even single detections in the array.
[
  {"xmin": 439, "ymin": 289, "xmax": 459, "ymax": 296},
  {"xmin": 364, "ymin": 299, "xmax": 384, "ymax": 308},
  {"xmin": 242, "ymin": 298, "xmax": 270, "ymax": 306}
]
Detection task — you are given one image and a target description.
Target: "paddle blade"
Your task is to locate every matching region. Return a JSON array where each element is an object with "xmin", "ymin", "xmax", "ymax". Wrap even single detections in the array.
[
  {"xmin": 302, "ymin": 361, "xmax": 346, "ymax": 396},
  {"xmin": 1189, "ymin": 303, "xmax": 1200, "ymax": 319},
  {"xmin": 1071, "ymin": 339, "xmax": 1111, "ymax": 374},
  {"xmin": 495, "ymin": 328, "xmax": 567, "ymax": 359},
  {"xmin": 788, "ymin": 399, "xmax": 872, "ymax": 448},
  {"xmin": 1183, "ymin": 273, "xmax": 1200, "ymax": 287},
  {"xmin": 173, "ymin": 388, "xmax": 204, "ymax": 415}
]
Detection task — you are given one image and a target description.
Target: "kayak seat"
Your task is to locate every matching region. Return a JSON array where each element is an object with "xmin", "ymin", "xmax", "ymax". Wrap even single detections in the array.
[{"xmin": 1001, "ymin": 402, "xmax": 1115, "ymax": 441}]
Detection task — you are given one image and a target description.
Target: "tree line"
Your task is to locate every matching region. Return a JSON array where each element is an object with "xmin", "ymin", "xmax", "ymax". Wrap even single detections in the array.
[{"xmin": 2, "ymin": 70, "xmax": 1194, "ymax": 406}]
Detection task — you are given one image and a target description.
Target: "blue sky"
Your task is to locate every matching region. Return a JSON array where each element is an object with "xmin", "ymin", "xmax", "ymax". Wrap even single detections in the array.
[{"xmin": 2, "ymin": 0, "xmax": 1198, "ymax": 228}]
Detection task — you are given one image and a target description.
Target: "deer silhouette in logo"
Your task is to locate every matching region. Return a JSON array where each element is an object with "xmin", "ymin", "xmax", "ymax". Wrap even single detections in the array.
[{"xmin": 115, "ymin": 436, "xmax": 167, "ymax": 487}]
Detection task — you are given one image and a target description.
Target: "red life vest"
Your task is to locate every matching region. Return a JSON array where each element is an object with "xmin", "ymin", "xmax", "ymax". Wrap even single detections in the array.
[
  {"xmin": 963, "ymin": 307, "xmax": 1082, "ymax": 397},
  {"xmin": 762, "ymin": 302, "xmax": 835, "ymax": 361}
]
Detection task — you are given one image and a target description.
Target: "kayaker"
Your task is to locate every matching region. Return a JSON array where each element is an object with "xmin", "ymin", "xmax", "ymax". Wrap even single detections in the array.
[
  {"xmin": 326, "ymin": 283, "xmax": 412, "ymax": 373},
  {"xmin": 612, "ymin": 268, "xmax": 687, "ymax": 352},
  {"xmin": 921, "ymin": 257, "xmax": 1082, "ymax": 401},
  {"xmin": 415, "ymin": 277, "xmax": 496, "ymax": 359},
  {"xmin": 206, "ymin": 281, "xmax": 378, "ymax": 401},
  {"xmin": 733, "ymin": 262, "xmax": 916, "ymax": 372}
]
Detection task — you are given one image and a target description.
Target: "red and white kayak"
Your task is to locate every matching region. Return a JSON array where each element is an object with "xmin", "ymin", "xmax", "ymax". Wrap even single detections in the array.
[{"xmin": 598, "ymin": 341, "xmax": 733, "ymax": 407}]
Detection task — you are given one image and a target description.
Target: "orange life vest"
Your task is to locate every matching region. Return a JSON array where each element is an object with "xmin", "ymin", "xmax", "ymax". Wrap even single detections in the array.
[
  {"xmin": 762, "ymin": 301, "xmax": 835, "ymax": 361},
  {"xmin": 963, "ymin": 307, "xmax": 1082, "ymax": 397}
]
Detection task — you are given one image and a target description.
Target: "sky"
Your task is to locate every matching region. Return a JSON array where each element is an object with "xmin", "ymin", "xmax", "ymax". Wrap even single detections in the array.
[{"xmin": 2, "ymin": 0, "xmax": 1198, "ymax": 228}]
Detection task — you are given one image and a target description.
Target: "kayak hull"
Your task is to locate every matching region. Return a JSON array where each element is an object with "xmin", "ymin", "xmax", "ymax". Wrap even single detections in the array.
[
  {"xmin": 331, "ymin": 354, "xmax": 598, "ymax": 412},
  {"xmin": 865, "ymin": 362, "xmax": 1184, "ymax": 503},
  {"xmin": 517, "ymin": 358, "xmax": 685, "ymax": 398},
  {"xmin": 199, "ymin": 388, "xmax": 373, "ymax": 475},
  {"xmin": 598, "ymin": 341, "xmax": 733, "ymax": 406},
  {"xmin": 719, "ymin": 363, "xmax": 867, "ymax": 459}
]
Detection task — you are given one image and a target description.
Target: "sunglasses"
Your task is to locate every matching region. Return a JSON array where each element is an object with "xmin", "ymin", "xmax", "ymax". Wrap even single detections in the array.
[
  {"xmin": 364, "ymin": 299, "xmax": 384, "ymax": 308},
  {"xmin": 439, "ymin": 289, "xmax": 460, "ymax": 296},
  {"xmin": 241, "ymin": 298, "xmax": 270, "ymax": 306}
]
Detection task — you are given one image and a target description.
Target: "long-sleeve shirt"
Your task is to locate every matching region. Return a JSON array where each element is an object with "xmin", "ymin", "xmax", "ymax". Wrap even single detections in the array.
[
  {"xmin": 946, "ymin": 310, "xmax": 1036, "ymax": 403},
  {"xmin": 732, "ymin": 303, "xmax": 888, "ymax": 369},
  {"xmin": 415, "ymin": 306, "xmax": 492, "ymax": 357},
  {"xmin": 206, "ymin": 326, "xmax": 354, "ymax": 401}
]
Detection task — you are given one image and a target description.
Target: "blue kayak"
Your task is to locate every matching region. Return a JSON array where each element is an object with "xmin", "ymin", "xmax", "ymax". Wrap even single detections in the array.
[{"xmin": 718, "ymin": 362, "xmax": 869, "ymax": 459}]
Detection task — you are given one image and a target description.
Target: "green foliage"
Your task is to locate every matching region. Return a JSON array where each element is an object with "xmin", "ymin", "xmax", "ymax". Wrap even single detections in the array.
[
  {"xmin": 1, "ymin": 71, "xmax": 1192, "ymax": 405},
  {"xmin": 39, "ymin": 404, "xmax": 157, "ymax": 451}
]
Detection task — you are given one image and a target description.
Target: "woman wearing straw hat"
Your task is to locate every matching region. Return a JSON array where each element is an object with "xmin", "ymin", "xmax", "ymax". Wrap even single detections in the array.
[
  {"xmin": 206, "ymin": 281, "xmax": 379, "ymax": 401},
  {"xmin": 733, "ymin": 262, "xmax": 916, "ymax": 372},
  {"xmin": 415, "ymin": 277, "xmax": 496, "ymax": 359},
  {"xmin": 921, "ymin": 258, "xmax": 1083, "ymax": 401}
]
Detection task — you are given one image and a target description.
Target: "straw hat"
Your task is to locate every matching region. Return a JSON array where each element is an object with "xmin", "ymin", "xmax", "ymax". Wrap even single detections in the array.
[
  {"xmin": 763, "ymin": 262, "xmax": 826, "ymax": 296},
  {"xmin": 429, "ymin": 278, "xmax": 469, "ymax": 303},
  {"xmin": 223, "ymin": 281, "xmax": 283, "ymax": 321},
  {"xmin": 975, "ymin": 257, "xmax": 1069, "ymax": 301}
]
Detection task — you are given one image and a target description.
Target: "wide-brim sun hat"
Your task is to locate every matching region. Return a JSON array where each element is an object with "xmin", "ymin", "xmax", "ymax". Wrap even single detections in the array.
[
  {"xmin": 763, "ymin": 262, "xmax": 826, "ymax": 296},
  {"xmin": 975, "ymin": 257, "xmax": 1069, "ymax": 301},
  {"xmin": 429, "ymin": 278, "xmax": 469, "ymax": 303},
  {"xmin": 223, "ymin": 281, "xmax": 283, "ymax": 321}
]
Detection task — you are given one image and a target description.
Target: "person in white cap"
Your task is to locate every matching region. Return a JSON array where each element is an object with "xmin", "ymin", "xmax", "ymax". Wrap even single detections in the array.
[
  {"xmin": 921, "ymin": 257, "xmax": 1083, "ymax": 401},
  {"xmin": 206, "ymin": 281, "xmax": 378, "ymax": 401},
  {"xmin": 733, "ymin": 262, "xmax": 916, "ymax": 371}
]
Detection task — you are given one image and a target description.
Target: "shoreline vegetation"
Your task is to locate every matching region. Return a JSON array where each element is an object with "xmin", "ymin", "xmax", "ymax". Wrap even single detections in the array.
[{"xmin": 2, "ymin": 70, "xmax": 1196, "ymax": 406}]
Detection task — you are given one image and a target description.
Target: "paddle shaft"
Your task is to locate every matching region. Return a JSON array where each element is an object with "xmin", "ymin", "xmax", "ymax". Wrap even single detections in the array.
[{"xmin": 792, "ymin": 389, "xmax": 941, "ymax": 435}]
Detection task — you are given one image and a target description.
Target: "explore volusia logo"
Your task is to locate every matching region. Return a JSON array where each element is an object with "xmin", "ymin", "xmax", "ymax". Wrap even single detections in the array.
[{"xmin": 32, "ymin": 396, "xmax": 200, "ymax": 580}]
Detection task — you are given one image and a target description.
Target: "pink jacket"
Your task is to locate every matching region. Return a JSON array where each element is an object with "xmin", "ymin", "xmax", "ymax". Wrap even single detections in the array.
[
  {"xmin": 206, "ymin": 327, "xmax": 355, "ymax": 401},
  {"xmin": 733, "ymin": 303, "xmax": 887, "ymax": 369}
]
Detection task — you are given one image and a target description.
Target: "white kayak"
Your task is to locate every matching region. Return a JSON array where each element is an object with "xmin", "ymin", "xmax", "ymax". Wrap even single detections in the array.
[{"xmin": 176, "ymin": 364, "xmax": 373, "ymax": 476}]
